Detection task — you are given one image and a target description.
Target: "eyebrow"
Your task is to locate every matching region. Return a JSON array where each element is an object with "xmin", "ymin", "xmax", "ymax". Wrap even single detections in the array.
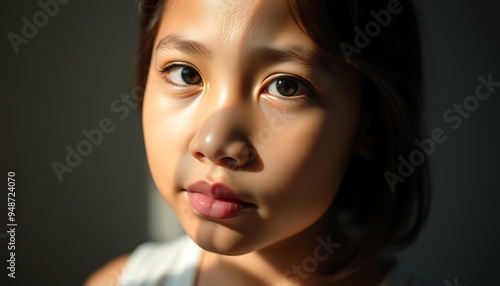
[
  {"xmin": 156, "ymin": 33, "xmax": 213, "ymax": 57},
  {"xmin": 256, "ymin": 45, "xmax": 333, "ymax": 73},
  {"xmin": 156, "ymin": 34, "xmax": 333, "ymax": 73}
]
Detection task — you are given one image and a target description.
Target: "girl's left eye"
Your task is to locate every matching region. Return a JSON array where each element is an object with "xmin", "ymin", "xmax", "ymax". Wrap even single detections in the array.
[
  {"xmin": 162, "ymin": 64, "xmax": 203, "ymax": 86},
  {"xmin": 265, "ymin": 77, "xmax": 308, "ymax": 97}
]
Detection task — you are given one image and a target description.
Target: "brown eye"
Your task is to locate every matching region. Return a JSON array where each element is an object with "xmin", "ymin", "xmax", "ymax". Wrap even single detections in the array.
[
  {"xmin": 180, "ymin": 66, "xmax": 202, "ymax": 85},
  {"xmin": 266, "ymin": 77, "xmax": 307, "ymax": 97},
  {"xmin": 164, "ymin": 64, "xmax": 203, "ymax": 86},
  {"xmin": 275, "ymin": 79, "xmax": 298, "ymax": 96}
]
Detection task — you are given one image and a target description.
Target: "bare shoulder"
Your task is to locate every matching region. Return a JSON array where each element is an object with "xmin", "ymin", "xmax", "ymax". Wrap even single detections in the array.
[{"xmin": 84, "ymin": 254, "xmax": 130, "ymax": 286}]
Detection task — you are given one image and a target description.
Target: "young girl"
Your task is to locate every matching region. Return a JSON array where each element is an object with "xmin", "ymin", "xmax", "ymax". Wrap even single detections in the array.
[{"xmin": 87, "ymin": 0, "xmax": 430, "ymax": 285}]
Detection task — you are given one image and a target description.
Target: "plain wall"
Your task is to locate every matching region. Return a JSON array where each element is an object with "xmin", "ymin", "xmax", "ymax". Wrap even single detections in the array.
[
  {"xmin": 400, "ymin": 1, "xmax": 500, "ymax": 285},
  {"xmin": 1, "ymin": 0, "xmax": 499, "ymax": 285},
  {"xmin": 1, "ymin": 1, "xmax": 148, "ymax": 285}
]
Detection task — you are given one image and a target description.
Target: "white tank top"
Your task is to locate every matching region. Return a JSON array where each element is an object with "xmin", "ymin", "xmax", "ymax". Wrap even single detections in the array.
[{"xmin": 119, "ymin": 236, "xmax": 430, "ymax": 286}]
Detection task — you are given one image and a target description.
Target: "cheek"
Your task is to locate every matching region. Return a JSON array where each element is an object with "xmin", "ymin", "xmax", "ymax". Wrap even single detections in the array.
[
  {"xmin": 142, "ymin": 93, "xmax": 191, "ymax": 198},
  {"xmin": 253, "ymin": 102, "xmax": 360, "ymax": 225}
]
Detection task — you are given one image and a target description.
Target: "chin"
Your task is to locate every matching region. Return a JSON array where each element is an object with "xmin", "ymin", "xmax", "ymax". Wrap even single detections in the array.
[{"xmin": 185, "ymin": 218, "xmax": 260, "ymax": 256}]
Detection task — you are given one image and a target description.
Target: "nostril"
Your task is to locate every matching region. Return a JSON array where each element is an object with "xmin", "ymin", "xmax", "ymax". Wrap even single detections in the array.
[
  {"xmin": 193, "ymin": 151, "xmax": 206, "ymax": 160},
  {"xmin": 221, "ymin": 157, "xmax": 241, "ymax": 170}
]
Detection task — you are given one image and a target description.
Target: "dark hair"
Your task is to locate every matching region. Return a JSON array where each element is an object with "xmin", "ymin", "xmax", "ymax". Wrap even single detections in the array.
[{"xmin": 136, "ymin": 0, "xmax": 430, "ymax": 275}]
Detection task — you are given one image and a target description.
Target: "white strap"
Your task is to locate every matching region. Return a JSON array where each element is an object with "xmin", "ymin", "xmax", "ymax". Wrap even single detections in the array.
[{"xmin": 119, "ymin": 236, "xmax": 202, "ymax": 286}]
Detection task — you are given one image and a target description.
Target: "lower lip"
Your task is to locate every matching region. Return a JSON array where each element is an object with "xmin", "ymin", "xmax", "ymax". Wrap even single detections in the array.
[{"xmin": 186, "ymin": 192, "xmax": 251, "ymax": 219}]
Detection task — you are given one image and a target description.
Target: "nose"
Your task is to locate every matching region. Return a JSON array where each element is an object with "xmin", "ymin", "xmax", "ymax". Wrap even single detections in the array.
[{"xmin": 189, "ymin": 107, "xmax": 254, "ymax": 169}]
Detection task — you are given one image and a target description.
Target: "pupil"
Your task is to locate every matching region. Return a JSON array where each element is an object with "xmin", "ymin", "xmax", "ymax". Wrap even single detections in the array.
[
  {"xmin": 181, "ymin": 67, "xmax": 201, "ymax": 84},
  {"xmin": 277, "ymin": 79, "xmax": 298, "ymax": 96}
]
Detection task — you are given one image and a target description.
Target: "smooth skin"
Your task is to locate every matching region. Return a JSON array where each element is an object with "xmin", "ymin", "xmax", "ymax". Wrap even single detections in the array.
[{"xmin": 86, "ymin": 0, "xmax": 390, "ymax": 285}]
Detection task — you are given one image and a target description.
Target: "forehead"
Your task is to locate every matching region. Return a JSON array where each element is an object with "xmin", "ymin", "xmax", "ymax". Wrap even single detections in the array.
[{"xmin": 158, "ymin": 0, "xmax": 311, "ymax": 52}]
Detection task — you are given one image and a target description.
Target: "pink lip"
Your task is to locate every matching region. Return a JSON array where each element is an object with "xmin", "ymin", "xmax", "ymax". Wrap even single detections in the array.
[{"xmin": 185, "ymin": 180, "xmax": 255, "ymax": 219}]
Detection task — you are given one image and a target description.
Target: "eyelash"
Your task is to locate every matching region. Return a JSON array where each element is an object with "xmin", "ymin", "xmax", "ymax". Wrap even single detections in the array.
[
  {"xmin": 158, "ymin": 62, "xmax": 202, "ymax": 89},
  {"xmin": 261, "ymin": 74, "xmax": 316, "ymax": 104},
  {"xmin": 158, "ymin": 62, "xmax": 316, "ymax": 104}
]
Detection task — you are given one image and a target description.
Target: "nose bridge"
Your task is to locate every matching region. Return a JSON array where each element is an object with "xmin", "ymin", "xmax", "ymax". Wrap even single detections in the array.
[
  {"xmin": 189, "ymin": 81, "xmax": 254, "ymax": 168},
  {"xmin": 200, "ymin": 104, "xmax": 249, "ymax": 140},
  {"xmin": 201, "ymin": 76, "xmax": 250, "ymax": 131},
  {"xmin": 210, "ymin": 80, "xmax": 245, "ymax": 111}
]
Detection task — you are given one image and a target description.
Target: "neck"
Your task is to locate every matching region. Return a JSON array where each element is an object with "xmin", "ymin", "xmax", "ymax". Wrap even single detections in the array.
[
  {"xmin": 200, "ymin": 252, "xmax": 393, "ymax": 286},
  {"xmin": 197, "ymin": 206, "xmax": 393, "ymax": 286}
]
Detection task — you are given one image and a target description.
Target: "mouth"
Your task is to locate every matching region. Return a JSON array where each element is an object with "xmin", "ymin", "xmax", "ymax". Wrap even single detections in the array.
[{"xmin": 185, "ymin": 180, "xmax": 256, "ymax": 219}]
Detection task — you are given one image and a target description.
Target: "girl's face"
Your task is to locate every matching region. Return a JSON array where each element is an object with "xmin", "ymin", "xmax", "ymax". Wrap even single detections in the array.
[{"xmin": 143, "ymin": 0, "xmax": 366, "ymax": 255}]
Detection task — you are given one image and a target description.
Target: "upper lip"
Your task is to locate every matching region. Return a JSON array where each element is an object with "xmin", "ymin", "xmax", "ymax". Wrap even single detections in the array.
[{"xmin": 186, "ymin": 180, "xmax": 254, "ymax": 205}]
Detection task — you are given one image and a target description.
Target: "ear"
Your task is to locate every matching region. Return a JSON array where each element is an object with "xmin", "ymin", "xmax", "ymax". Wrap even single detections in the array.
[{"xmin": 353, "ymin": 113, "xmax": 375, "ymax": 161}]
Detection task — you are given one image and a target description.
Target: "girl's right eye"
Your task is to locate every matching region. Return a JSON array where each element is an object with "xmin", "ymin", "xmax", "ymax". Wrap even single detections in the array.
[{"xmin": 162, "ymin": 63, "xmax": 203, "ymax": 87}]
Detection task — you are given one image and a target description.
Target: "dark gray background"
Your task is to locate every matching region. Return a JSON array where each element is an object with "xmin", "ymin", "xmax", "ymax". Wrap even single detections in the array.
[{"xmin": 1, "ymin": 0, "xmax": 499, "ymax": 285}]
